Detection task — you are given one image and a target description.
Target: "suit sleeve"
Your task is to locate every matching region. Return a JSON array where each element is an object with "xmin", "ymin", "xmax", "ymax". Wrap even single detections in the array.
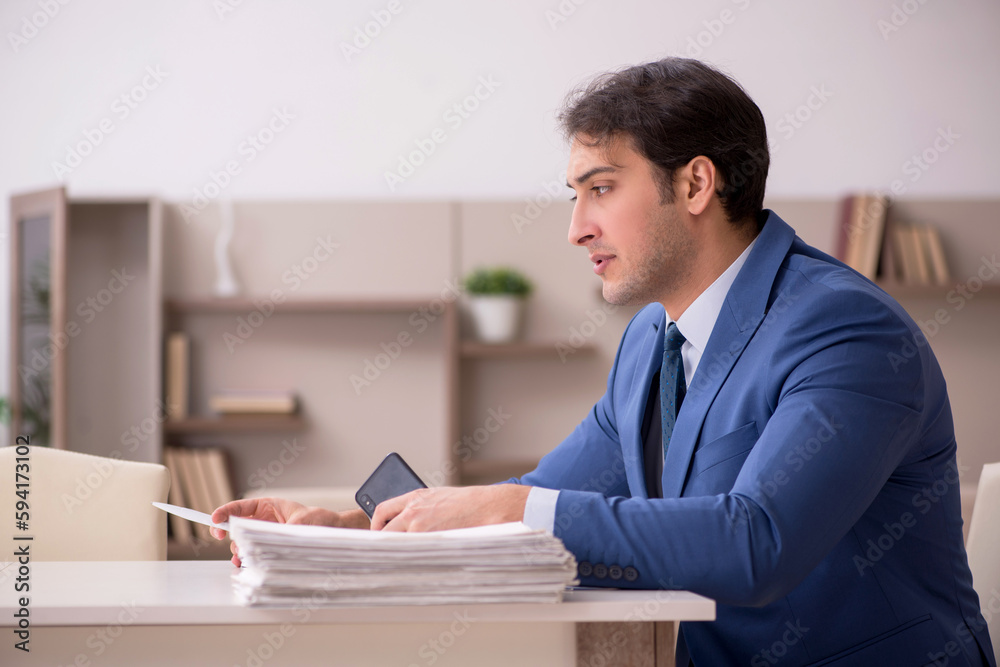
[{"xmin": 551, "ymin": 288, "xmax": 927, "ymax": 606}]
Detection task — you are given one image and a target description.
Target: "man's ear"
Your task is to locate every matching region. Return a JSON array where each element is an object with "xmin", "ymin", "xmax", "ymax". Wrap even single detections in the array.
[{"xmin": 679, "ymin": 156, "xmax": 717, "ymax": 216}]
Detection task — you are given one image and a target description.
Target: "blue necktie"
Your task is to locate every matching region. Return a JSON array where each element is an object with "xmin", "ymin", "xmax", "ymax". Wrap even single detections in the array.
[{"xmin": 660, "ymin": 322, "xmax": 687, "ymax": 460}]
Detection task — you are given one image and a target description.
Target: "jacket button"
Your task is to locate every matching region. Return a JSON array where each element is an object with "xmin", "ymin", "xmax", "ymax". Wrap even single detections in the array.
[
  {"xmin": 624, "ymin": 567, "xmax": 639, "ymax": 582},
  {"xmin": 593, "ymin": 563, "xmax": 608, "ymax": 579},
  {"xmin": 578, "ymin": 561, "xmax": 593, "ymax": 577},
  {"xmin": 609, "ymin": 565, "xmax": 623, "ymax": 580}
]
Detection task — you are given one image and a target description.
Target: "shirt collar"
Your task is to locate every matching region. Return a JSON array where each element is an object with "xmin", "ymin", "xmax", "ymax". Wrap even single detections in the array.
[{"xmin": 670, "ymin": 234, "xmax": 760, "ymax": 356}]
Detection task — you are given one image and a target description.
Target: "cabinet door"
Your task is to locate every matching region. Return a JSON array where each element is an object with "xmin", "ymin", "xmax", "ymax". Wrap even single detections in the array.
[{"xmin": 9, "ymin": 186, "xmax": 68, "ymax": 447}]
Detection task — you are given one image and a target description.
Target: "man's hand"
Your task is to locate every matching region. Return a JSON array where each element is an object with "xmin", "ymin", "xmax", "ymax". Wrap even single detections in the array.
[
  {"xmin": 211, "ymin": 497, "xmax": 370, "ymax": 567},
  {"xmin": 370, "ymin": 484, "xmax": 532, "ymax": 532}
]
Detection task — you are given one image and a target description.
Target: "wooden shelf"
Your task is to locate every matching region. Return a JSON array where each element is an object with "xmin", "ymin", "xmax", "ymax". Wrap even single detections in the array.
[
  {"xmin": 877, "ymin": 281, "xmax": 1000, "ymax": 299},
  {"xmin": 164, "ymin": 414, "xmax": 306, "ymax": 434},
  {"xmin": 461, "ymin": 341, "xmax": 598, "ymax": 358},
  {"xmin": 460, "ymin": 458, "xmax": 540, "ymax": 481},
  {"xmin": 165, "ymin": 296, "xmax": 446, "ymax": 314}
]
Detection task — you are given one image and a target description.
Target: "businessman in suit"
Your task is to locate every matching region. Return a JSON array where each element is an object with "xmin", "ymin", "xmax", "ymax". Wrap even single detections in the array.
[{"xmin": 214, "ymin": 58, "xmax": 994, "ymax": 665}]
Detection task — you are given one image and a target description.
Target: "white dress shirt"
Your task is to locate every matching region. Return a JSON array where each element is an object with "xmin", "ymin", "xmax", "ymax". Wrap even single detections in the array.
[{"xmin": 522, "ymin": 234, "xmax": 760, "ymax": 532}]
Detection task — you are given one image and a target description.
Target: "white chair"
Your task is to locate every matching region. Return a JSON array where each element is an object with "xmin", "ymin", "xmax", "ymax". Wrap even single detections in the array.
[
  {"xmin": 0, "ymin": 445, "xmax": 170, "ymax": 560},
  {"xmin": 966, "ymin": 461, "xmax": 1000, "ymax": 664}
]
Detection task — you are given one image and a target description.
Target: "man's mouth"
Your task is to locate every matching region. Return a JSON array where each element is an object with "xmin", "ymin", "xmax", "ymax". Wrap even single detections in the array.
[{"xmin": 590, "ymin": 254, "xmax": 615, "ymax": 275}]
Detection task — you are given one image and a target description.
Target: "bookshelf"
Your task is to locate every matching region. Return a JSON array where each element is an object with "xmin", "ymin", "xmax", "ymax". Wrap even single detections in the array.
[
  {"xmin": 163, "ymin": 293, "xmax": 602, "ymax": 484},
  {"xmin": 162, "ymin": 414, "xmax": 307, "ymax": 434},
  {"xmin": 876, "ymin": 281, "xmax": 1000, "ymax": 301},
  {"xmin": 13, "ymin": 192, "xmax": 994, "ymax": 560},
  {"xmin": 8, "ymin": 188, "xmax": 163, "ymax": 462}
]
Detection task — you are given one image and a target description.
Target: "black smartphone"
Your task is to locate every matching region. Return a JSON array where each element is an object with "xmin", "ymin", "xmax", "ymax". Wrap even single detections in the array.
[{"xmin": 355, "ymin": 452, "xmax": 427, "ymax": 519}]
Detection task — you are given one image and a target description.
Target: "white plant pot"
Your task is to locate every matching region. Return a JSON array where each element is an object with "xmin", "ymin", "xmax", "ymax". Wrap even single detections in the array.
[{"xmin": 467, "ymin": 295, "xmax": 525, "ymax": 343}]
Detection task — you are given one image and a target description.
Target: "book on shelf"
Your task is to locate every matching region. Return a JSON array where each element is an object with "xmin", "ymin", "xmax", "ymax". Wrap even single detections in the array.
[
  {"xmin": 833, "ymin": 194, "xmax": 952, "ymax": 288},
  {"xmin": 208, "ymin": 390, "xmax": 299, "ymax": 415},
  {"xmin": 165, "ymin": 332, "xmax": 189, "ymax": 420},
  {"xmin": 834, "ymin": 193, "xmax": 888, "ymax": 280},
  {"xmin": 890, "ymin": 223, "xmax": 951, "ymax": 286},
  {"xmin": 163, "ymin": 446, "xmax": 234, "ymax": 543},
  {"xmin": 162, "ymin": 447, "xmax": 193, "ymax": 544},
  {"xmin": 921, "ymin": 225, "xmax": 951, "ymax": 286}
]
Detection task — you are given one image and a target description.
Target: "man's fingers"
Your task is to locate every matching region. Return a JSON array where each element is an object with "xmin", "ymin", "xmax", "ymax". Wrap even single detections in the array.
[
  {"xmin": 212, "ymin": 498, "xmax": 264, "ymax": 525},
  {"xmin": 369, "ymin": 492, "xmax": 414, "ymax": 530},
  {"xmin": 211, "ymin": 498, "xmax": 267, "ymax": 540},
  {"xmin": 230, "ymin": 540, "xmax": 241, "ymax": 567}
]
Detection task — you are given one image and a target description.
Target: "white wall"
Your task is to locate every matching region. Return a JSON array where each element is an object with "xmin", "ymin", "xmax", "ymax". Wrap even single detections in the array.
[{"xmin": 2, "ymin": 0, "xmax": 998, "ymax": 434}]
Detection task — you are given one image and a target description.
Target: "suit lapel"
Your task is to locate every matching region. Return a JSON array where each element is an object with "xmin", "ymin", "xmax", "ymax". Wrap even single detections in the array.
[{"xmin": 659, "ymin": 212, "xmax": 797, "ymax": 499}]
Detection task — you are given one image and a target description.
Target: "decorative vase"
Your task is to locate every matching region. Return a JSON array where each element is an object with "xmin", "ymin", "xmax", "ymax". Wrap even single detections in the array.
[
  {"xmin": 467, "ymin": 295, "xmax": 525, "ymax": 343},
  {"xmin": 213, "ymin": 199, "xmax": 240, "ymax": 298}
]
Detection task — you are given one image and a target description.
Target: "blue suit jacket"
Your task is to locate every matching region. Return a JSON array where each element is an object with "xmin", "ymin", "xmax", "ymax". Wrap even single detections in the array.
[{"xmin": 511, "ymin": 211, "xmax": 994, "ymax": 666}]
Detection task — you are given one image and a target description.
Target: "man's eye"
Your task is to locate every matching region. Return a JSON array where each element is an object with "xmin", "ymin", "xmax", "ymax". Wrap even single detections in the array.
[{"xmin": 569, "ymin": 185, "xmax": 609, "ymax": 202}]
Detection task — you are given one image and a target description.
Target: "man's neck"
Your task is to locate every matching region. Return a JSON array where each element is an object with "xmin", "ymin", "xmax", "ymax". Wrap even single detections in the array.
[{"xmin": 662, "ymin": 225, "xmax": 758, "ymax": 320}]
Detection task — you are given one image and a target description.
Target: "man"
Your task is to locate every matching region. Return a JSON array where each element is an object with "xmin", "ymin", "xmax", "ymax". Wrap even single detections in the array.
[{"xmin": 214, "ymin": 58, "xmax": 994, "ymax": 665}]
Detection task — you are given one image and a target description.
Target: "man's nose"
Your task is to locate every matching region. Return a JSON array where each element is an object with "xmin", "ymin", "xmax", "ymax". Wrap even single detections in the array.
[{"xmin": 568, "ymin": 203, "xmax": 598, "ymax": 247}]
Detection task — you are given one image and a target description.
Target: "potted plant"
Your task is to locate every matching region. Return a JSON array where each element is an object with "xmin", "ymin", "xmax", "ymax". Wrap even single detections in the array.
[{"xmin": 463, "ymin": 267, "xmax": 533, "ymax": 343}]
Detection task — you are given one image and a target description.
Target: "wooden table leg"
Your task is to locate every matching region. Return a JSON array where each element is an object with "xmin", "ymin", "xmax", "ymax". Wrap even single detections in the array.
[{"xmin": 576, "ymin": 620, "xmax": 675, "ymax": 667}]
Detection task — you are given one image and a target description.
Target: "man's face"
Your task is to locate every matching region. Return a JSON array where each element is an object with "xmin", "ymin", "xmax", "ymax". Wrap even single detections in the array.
[{"xmin": 566, "ymin": 136, "xmax": 695, "ymax": 309}]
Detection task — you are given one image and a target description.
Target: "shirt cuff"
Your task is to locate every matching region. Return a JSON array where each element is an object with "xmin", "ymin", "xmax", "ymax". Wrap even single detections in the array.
[{"xmin": 522, "ymin": 486, "xmax": 559, "ymax": 533}]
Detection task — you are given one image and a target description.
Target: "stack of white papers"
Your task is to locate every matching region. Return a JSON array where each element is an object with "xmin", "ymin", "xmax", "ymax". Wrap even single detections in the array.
[{"xmin": 229, "ymin": 517, "xmax": 579, "ymax": 606}]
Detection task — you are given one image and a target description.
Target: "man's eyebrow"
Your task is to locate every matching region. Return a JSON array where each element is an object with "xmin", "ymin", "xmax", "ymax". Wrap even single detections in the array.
[{"xmin": 566, "ymin": 166, "xmax": 618, "ymax": 188}]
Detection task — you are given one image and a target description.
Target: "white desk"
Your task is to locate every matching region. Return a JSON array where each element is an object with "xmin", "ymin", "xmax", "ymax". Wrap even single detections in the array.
[{"xmin": 1, "ymin": 561, "xmax": 714, "ymax": 666}]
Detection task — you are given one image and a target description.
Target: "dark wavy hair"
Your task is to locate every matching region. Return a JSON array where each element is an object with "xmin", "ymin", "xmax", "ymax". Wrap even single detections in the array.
[{"xmin": 558, "ymin": 57, "xmax": 769, "ymax": 228}]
